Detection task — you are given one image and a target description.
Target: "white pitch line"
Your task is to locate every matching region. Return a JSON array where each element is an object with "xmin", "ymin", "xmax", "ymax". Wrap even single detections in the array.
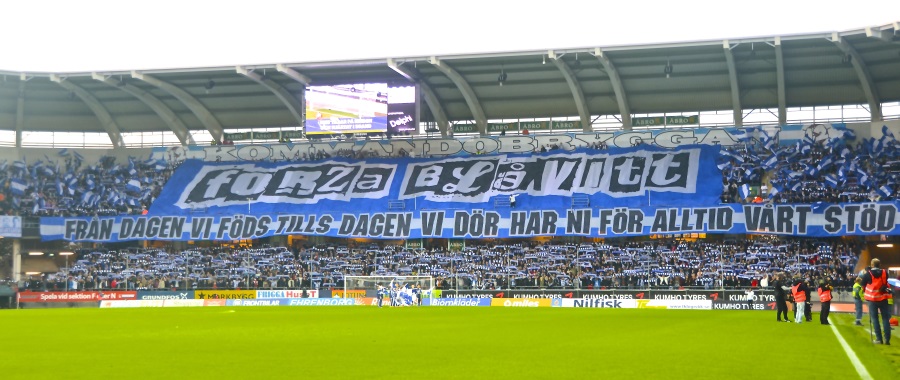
[{"xmin": 828, "ymin": 317, "xmax": 872, "ymax": 380}]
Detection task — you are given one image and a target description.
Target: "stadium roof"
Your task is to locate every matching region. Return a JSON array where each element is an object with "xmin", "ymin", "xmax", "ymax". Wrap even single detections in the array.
[{"xmin": 1, "ymin": 22, "xmax": 899, "ymax": 147}]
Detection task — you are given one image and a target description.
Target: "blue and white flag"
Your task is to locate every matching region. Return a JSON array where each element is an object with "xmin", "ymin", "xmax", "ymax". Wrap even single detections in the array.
[
  {"xmin": 739, "ymin": 184, "xmax": 751, "ymax": 199},
  {"xmin": 720, "ymin": 149, "xmax": 745, "ymax": 164},
  {"xmin": 882, "ymin": 125, "xmax": 895, "ymax": 140},
  {"xmin": 877, "ymin": 185, "xmax": 893, "ymax": 198},
  {"xmin": 817, "ymin": 156, "xmax": 834, "ymax": 171},
  {"xmin": 73, "ymin": 151, "xmax": 84, "ymax": 165},
  {"xmin": 58, "ymin": 148, "xmax": 70, "ymax": 157},
  {"xmin": 127, "ymin": 158, "xmax": 137, "ymax": 176},
  {"xmin": 126, "ymin": 179, "xmax": 142, "ymax": 193},
  {"xmin": 729, "ymin": 128, "xmax": 753, "ymax": 143},
  {"xmin": 824, "ymin": 175, "xmax": 839, "ymax": 189},
  {"xmin": 762, "ymin": 153, "xmax": 781, "ymax": 170},
  {"xmin": 80, "ymin": 191, "xmax": 94, "ymax": 205},
  {"xmin": 10, "ymin": 178, "xmax": 27, "ymax": 196}
]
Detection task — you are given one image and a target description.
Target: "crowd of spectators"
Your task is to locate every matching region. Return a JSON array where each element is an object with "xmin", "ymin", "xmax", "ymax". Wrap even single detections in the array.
[
  {"xmin": 720, "ymin": 125, "xmax": 900, "ymax": 204},
  {"xmin": 3, "ymin": 125, "xmax": 898, "ymax": 216},
  {"xmin": 17, "ymin": 238, "xmax": 860, "ymax": 293},
  {"xmin": 0, "ymin": 150, "xmax": 176, "ymax": 217}
]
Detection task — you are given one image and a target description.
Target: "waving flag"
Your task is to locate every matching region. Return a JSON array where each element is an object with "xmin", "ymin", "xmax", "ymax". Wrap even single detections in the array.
[
  {"xmin": 762, "ymin": 153, "xmax": 780, "ymax": 170},
  {"xmin": 126, "ymin": 179, "xmax": 142, "ymax": 193},
  {"xmin": 127, "ymin": 158, "xmax": 137, "ymax": 176},
  {"xmin": 877, "ymin": 185, "xmax": 893, "ymax": 198},
  {"xmin": 10, "ymin": 178, "xmax": 27, "ymax": 196},
  {"xmin": 739, "ymin": 184, "xmax": 751, "ymax": 199},
  {"xmin": 816, "ymin": 156, "xmax": 834, "ymax": 172},
  {"xmin": 882, "ymin": 125, "xmax": 895, "ymax": 140},
  {"xmin": 720, "ymin": 149, "xmax": 745, "ymax": 164},
  {"xmin": 127, "ymin": 197, "xmax": 141, "ymax": 207},
  {"xmin": 73, "ymin": 151, "xmax": 84, "ymax": 167}
]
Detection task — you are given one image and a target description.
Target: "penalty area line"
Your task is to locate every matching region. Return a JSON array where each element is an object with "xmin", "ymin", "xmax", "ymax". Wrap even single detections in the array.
[{"xmin": 828, "ymin": 317, "xmax": 872, "ymax": 380}]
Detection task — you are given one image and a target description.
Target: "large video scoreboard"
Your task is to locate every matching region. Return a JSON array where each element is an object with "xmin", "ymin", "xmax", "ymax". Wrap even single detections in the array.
[{"xmin": 305, "ymin": 83, "xmax": 416, "ymax": 135}]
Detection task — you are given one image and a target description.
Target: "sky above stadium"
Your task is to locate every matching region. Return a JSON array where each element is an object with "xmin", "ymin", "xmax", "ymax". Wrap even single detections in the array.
[{"xmin": 1, "ymin": 0, "xmax": 897, "ymax": 72}]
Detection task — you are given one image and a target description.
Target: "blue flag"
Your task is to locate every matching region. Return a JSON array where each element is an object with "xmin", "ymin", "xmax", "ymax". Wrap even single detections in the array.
[
  {"xmin": 10, "ymin": 178, "xmax": 27, "ymax": 196},
  {"xmin": 126, "ymin": 179, "xmax": 141, "ymax": 193},
  {"xmin": 739, "ymin": 184, "xmax": 751, "ymax": 199}
]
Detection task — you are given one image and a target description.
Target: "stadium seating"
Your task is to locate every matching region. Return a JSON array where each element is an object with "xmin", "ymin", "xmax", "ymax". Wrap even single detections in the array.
[
  {"xmin": 3, "ymin": 127, "xmax": 899, "ymax": 216},
  {"xmin": 720, "ymin": 126, "xmax": 900, "ymax": 203},
  {"xmin": 1, "ymin": 152, "xmax": 174, "ymax": 217},
  {"xmin": 17, "ymin": 238, "xmax": 859, "ymax": 293}
]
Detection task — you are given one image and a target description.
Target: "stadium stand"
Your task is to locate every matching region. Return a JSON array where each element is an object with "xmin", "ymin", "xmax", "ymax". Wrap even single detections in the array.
[
  {"xmin": 1, "ymin": 152, "xmax": 175, "ymax": 217},
  {"xmin": 720, "ymin": 126, "xmax": 900, "ymax": 203},
  {"xmin": 3, "ymin": 128, "xmax": 899, "ymax": 217},
  {"xmin": 17, "ymin": 238, "xmax": 859, "ymax": 293}
]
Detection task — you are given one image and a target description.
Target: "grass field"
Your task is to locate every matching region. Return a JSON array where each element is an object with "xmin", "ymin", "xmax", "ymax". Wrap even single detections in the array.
[
  {"xmin": 2, "ymin": 307, "xmax": 898, "ymax": 379},
  {"xmin": 308, "ymin": 108, "xmax": 359, "ymax": 119}
]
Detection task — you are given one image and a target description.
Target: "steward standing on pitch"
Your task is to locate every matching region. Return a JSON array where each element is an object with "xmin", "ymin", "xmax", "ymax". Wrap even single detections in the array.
[
  {"xmin": 791, "ymin": 278, "xmax": 808, "ymax": 323},
  {"xmin": 817, "ymin": 280, "xmax": 833, "ymax": 325},
  {"xmin": 773, "ymin": 274, "xmax": 790, "ymax": 322},
  {"xmin": 861, "ymin": 258, "xmax": 892, "ymax": 345}
]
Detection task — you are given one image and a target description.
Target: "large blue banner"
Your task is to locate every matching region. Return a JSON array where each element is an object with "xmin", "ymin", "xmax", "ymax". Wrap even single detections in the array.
[
  {"xmin": 149, "ymin": 144, "xmax": 722, "ymax": 216},
  {"xmin": 39, "ymin": 202, "xmax": 900, "ymax": 241}
]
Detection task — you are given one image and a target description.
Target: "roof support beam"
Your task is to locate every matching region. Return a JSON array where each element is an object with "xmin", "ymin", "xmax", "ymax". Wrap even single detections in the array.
[
  {"xmin": 549, "ymin": 51, "xmax": 592, "ymax": 132},
  {"xmin": 832, "ymin": 33, "xmax": 882, "ymax": 121},
  {"xmin": 130, "ymin": 71, "xmax": 224, "ymax": 142},
  {"xmin": 49, "ymin": 75, "xmax": 124, "ymax": 148},
  {"xmin": 723, "ymin": 40, "xmax": 743, "ymax": 127},
  {"xmin": 594, "ymin": 48, "xmax": 632, "ymax": 130},
  {"xmin": 774, "ymin": 37, "xmax": 787, "ymax": 125},
  {"xmin": 429, "ymin": 57, "xmax": 487, "ymax": 136},
  {"xmin": 92, "ymin": 74, "xmax": 195, "ymax": 146},
  {"xmin": 865, "ymin": 26, "xmax": 893, "ymax": 42},
  {"xmin": 236, "ymin": 66, "xmax": 305, "ymax": 130},
  {"xmin": 15, "ymin": 77, "xmax": 26, "ymax": 148},
  {"xmin": 388, "ymin": 58, "xmax": 450, "ymax": 137},
  {"xmin": 275, "ymin": 64, "xmax": 312, "ymax": 85}
]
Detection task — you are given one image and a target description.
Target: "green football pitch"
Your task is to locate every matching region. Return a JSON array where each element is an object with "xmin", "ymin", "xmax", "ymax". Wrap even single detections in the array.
[{"xmin": 2, "ymin": 307, "xmax": 897, "ymax": 379}]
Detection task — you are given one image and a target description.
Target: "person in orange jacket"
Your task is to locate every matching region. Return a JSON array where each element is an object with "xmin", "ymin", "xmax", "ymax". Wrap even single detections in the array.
[
  {"xmin": 791, "ymin": 278, "xmax": 809, "ymax": 324},
  {"xmin": 861, "ymin": 258, "xmax": 892, "ymax": 345},
  {"xmin": 817, "ymin": 280, "xmax": 833, "ymax": 325}
]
